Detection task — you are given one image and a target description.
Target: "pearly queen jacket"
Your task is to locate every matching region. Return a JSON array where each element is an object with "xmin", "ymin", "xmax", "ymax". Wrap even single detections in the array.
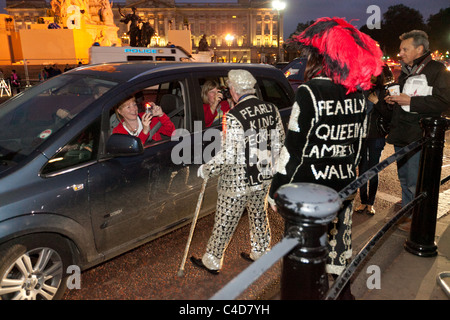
[
  {"xmin": 201, "ymin": 95, "xmax": 285, "ymax": 196},
  {"xmin": 268, "ymin": 77, "xmax": 368, "ymax": 205}
]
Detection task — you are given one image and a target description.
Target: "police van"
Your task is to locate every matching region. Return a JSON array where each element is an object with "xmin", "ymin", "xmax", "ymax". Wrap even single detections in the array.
[{"xmin": 89, "ymin": 45, "xmax": 193, "ymax": 64}]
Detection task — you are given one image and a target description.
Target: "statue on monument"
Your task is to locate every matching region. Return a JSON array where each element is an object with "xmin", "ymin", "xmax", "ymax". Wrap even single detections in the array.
[
  {"xmin": 140, "ymin": 21, "xmax": 155, "ymax": 47},
  {"xmin": 49, "ymin": 0, "xmax": 120, "ymax": 46},
  {"xmin": 98, "ymin": 0, "xmax": 115, "ymax": 26},
  {"xmin": 118, "ymin": 6, "xmax": 155, "ymax": 47},
  {"xmin": 50, "ymin": 0, "xmax": 91, "ymax": 23},
  {"xmin": 118, "ymin": 6, "xmax": 141, "ymax": 47}
]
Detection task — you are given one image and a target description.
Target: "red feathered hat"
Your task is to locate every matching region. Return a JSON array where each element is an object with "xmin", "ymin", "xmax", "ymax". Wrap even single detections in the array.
[{"xmin": 295, "ymin": 17, "xmax": 384, "ymax": 93}]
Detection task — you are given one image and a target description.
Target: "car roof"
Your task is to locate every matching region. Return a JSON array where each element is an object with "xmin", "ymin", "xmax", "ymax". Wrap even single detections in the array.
[{"xmin": 67, "ymin": 62, "xmax": 281, "ymax": 83}]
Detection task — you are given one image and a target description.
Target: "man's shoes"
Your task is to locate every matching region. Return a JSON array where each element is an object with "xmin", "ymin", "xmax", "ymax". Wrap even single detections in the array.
[
  {"xmin": 190, "ymin": 256, "xmax": 219, "ymax": 275},
  {"xmin": 240, "ymin": 252, "xmax": 254, "ymax": 262},
  {"xmin": 366, "ymin": 205, "xmax": 375, "ymax": 216}
]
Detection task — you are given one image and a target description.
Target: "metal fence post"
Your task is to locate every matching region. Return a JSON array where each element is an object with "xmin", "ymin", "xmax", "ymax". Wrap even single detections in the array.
[
  {"xmin": 405, "ymin": 117, "xmax": 449, "ymax": 257},
  {"xmin": 274, "ymin": 182, "xmax": 341, "ymax": 299}
]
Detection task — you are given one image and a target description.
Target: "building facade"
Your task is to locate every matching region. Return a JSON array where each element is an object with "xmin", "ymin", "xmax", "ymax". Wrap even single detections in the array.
[{"xmin": 5, "ymin": 0, "xmax": 285, "ymax": 63}]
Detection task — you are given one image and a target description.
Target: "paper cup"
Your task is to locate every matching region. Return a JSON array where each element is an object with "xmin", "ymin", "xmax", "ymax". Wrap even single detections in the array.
[{"xmin": 388, "ymin": 85, "xmax": 400, "ymax": 96}]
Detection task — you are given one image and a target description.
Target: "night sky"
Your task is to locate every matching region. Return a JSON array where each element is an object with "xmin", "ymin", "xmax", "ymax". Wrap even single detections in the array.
[
  {"xmin": 1, "ymin": 0, "xmax": 448, "ymax": 39},
  {"xmin": 282, "ymin": 0, "xmax": 449, "ymax": 38},
  {"xmin": 174, "ymin": 0, "xmax": 449, "ymax": 38}
]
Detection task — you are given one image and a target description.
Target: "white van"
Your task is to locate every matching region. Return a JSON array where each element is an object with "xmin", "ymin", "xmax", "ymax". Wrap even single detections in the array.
[{"xmin": 89, "ymin": 46, "xmax": 193, "ymax": 64}]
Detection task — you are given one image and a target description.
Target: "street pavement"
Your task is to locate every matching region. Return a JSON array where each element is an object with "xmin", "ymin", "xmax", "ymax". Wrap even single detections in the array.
[
  {"xmin": 62, "ymin": 134, "xmax": 450, "ymax": 301},
  {"xmin": 351, "ymin": 192, "xmax": 450, "ymax": 300},
  {"xmin": 358, "ymin": 206, "xmax": 450, "ymax": 300},
  {"xmin": 61, "ymin": 188, "xmax": 450, "ymax": 300}
]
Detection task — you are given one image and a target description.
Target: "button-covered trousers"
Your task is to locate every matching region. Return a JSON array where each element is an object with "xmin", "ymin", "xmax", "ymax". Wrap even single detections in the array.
[{"xmin": 202, "ymin": 188, "xmax": 271, "ymax": 270}]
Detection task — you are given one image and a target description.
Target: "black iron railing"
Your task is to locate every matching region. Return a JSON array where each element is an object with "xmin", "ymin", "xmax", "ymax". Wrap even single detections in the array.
[{"xmin": 211, "ymin": 116, "xmax": 449, "ymax": 300}]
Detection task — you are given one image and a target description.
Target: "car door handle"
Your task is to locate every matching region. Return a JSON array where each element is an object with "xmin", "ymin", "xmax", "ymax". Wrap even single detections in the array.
[{"xmin": 71, "ymin": 184, "xmax": 84, "ymax": 191}]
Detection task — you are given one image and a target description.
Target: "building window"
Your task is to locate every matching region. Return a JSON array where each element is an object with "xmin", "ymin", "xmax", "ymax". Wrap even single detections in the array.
[
  {"xmin": 232, "ymin": 23, "xmax": 237, "ymax": 34},
  {"xmin": 273, "ymin": 21, "xmax": 278, "ymax": 34},
  {"xmin": 256, "ymin": 22, "xmax": 261, "ymax": 35},
  {"xmin": 158, "ymin": 20, "xmax": 164, "ymax": 36},
  {"xmin": 264, "ymin": 23, "xmax": 270, "ymax": 35},
  {"xmin": 222, "ymin": 23, "xmax": 228, "ymax": 34},
  {"xmin": 242, "ymin": 23, "xmax": 247, "ymax": 34}
]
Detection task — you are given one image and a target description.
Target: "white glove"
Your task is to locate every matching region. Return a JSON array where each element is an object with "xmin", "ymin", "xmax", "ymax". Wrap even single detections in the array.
[{"xmin": 197, "ymin": 165, "xmax": 205, "ymax": 179}]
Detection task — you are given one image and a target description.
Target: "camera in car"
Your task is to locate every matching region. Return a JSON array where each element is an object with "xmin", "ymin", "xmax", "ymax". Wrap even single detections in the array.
[{"xmin": 220, "ymin": 87, "xmax": 231, "ymax": 100}]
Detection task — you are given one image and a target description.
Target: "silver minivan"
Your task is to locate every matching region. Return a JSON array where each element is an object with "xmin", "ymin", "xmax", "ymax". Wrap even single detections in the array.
[{"xmin": 0, "ymin": 62, "xmax": 294, "ymax": 299}]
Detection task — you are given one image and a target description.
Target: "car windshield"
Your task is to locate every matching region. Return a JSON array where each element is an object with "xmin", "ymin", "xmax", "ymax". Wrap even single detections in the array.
[
  {"xmin": 0, "ymin": 74, "xmax": 117, "ymax": 166},
  {"xmin": 284, "ymin": 58, "xmax": 307, "ymax": 81}
]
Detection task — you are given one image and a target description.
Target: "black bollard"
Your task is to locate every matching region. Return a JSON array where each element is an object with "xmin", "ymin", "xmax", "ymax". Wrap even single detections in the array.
[
  {"xmin": 405, "ymin": 117, "xmax": 449, "ymax": 257},
  {"xmin": 274, "ymin": 183, "xmax": 341, "ymax": 299}
]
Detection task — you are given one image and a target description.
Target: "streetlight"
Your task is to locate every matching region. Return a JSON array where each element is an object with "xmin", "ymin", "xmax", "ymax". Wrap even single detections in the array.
[
  {"xmin": 225, "ymin": 34, "xmax": 234, "ymax": 62},
  {"xmin": 272, "ymin": 0, "xmax": 286, "ymax": 62}
]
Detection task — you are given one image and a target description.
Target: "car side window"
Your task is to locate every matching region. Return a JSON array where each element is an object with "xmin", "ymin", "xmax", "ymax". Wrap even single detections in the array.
[
  {"xmin": 143, "ymin": 80, "xmax": 185, "ymax": 131},
  {"xmin": 257, "ymin": 78, "xmax": 292, "ymax": 110},
  {"xmin": 108, "ymin": 80, "xmax": 185, "ymax": 145},
  {"xmin": 41, "ymin": 117, "xmax": 101, "ymax": 175},
  {"xmin": 198, "ymin": 77, "xmax": 231, "ymax": 128}
]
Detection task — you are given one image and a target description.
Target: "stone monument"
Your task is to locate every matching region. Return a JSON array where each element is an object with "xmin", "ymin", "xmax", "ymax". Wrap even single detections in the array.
[{"xmin": 50, "ymin": 0, "xmax": 120, "ymax": 46}]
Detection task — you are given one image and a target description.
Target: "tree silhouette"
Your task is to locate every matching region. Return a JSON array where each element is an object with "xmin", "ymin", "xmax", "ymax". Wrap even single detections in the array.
[
  {"xmin": 284, "ymin": 5, "xmax": 449, "ymax": 61},
  {"xmin": 361, "ymin": 4, "xmax": 427, "ymax": 58},
  {"xmin": 427, "ymin": 8, "xmax": 450, "ymax": 53}
]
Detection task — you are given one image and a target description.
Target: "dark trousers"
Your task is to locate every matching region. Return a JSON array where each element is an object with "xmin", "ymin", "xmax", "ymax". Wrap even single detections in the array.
[{"xmin": 358, "ymin": 137, "xmax": 385, "ymax": 205}]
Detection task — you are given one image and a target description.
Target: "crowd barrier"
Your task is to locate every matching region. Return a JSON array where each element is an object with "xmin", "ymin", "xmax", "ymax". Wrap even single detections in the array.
[{"xmin": 211, "ymin": 116, "xmax": 450, "ymax": 300}]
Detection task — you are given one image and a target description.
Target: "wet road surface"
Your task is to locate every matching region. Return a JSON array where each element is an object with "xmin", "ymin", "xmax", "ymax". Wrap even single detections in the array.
[
  {"xmin": 62, "ymin": 207, "xmax": 286, "ymax": 300},
  {"xmin": 63, "ymin": 138, "xmax": 450, "ymax": 300}
]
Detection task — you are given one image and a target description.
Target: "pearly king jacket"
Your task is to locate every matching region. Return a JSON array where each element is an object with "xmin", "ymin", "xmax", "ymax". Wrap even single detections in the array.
[
  {"xmin": 268, "ymin": 77, "xmax": 368, "ymax": 204},
  {"xmin": 201, "ymin": 95, "xmax": 285, "ymax": 196}
]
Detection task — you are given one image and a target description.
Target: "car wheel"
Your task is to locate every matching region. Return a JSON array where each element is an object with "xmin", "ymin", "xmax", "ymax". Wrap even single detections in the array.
[{"xmin": 0, "ymin": 234, "xmax": 72, "ymax": 300}]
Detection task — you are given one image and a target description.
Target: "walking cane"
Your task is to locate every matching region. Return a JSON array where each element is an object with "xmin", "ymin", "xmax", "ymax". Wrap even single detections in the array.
[{"xmin": 177, "ymin": 177, "xmax": 208, "ymax": 277}]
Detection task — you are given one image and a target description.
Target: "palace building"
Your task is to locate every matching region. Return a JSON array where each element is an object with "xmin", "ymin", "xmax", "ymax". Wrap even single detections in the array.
[{"xmin": 4, "ymin": 0, "xmax": 285, "ymax": 63}]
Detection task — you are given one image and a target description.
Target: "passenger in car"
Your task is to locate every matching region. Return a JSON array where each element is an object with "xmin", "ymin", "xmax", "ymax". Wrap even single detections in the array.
[
  {"xmin": 112, "ymin": 97, "xmax": 175, "ymax": 144},
  {"xmin": 202, "ymin": 80, "xmax": 231, "ymax": 127}
]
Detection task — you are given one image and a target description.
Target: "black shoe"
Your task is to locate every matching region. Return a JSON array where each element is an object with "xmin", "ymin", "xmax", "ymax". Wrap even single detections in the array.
[
  {"xmin": 190, "ymin": 256, "xmax": 219, "ymax": 275},
  {"xmin": 240, "ymin": 252, "xmax": 254, "ymax": 262}
]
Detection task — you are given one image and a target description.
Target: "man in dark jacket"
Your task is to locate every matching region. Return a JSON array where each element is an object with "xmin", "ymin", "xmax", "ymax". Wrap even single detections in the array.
[{"xmin": 386, "ymin": 30, "xmax": 450, "ymax": 230}]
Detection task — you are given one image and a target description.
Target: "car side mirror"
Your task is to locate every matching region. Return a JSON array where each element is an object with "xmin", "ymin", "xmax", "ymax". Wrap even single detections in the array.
[{"xmin": 106, "ymin": 134, "xmax": 144, "ymax": 157}]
